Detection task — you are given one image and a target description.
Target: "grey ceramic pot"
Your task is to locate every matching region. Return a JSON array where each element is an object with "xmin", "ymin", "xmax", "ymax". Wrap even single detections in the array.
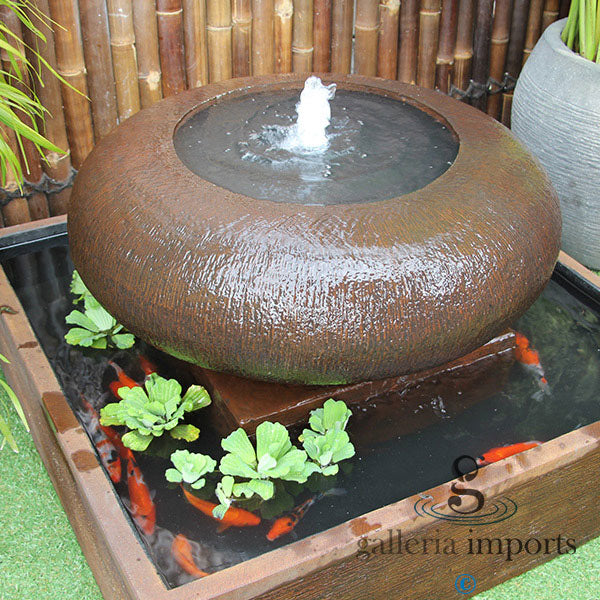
[{"xmin": 513, "ymin": 18, "xmax": 600, "ymax": 269}]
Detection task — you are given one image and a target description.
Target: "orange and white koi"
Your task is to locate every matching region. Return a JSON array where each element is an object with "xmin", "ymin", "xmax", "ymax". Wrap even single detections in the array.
[
  {"xmin": 108, "ymin": 360, "xmax": 141, "ymax": 398},
  {"xmin": 515, "ymin": 332, "xmax": 548, "ymax": 388},
  {"xmin": 80, "ymin": 397, "xmax": 122, "ymax": 483},
  {"xmin": 171, "ymin": 534, "xmax": 209, "ymax": 579},
  {"xmin": 126, "ymin": 457, "xmax": 156, "ymax": 535},
  {"xmin": 476, "ymin": 441, "xmax": 542, "ymax": 466},
  {"xmin": 181, "ymin": 486, "xmax": 260, "ymax": 532}
]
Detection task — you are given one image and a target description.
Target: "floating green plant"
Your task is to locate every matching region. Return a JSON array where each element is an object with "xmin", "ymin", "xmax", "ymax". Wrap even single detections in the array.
[
  {"xmin": 165, "ymin": 449, "xmax": 217, "ymax": 490},
  {"xmin": 65, "ymin": 271, "xmax": 135, "ymax": 349},
  {"xmin": 168, "ymin": 399, "xmax": 355, "ymax": 520},
  {"xmin": 299, "ymin": 398, "xmax": 355, "ymax": 476},
  {"xmin": 100, "ymin": 374, "xmax": 211, "ymax": 451}
]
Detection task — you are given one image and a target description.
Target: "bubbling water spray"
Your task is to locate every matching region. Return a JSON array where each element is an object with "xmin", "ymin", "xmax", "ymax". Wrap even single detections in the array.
[{"xmin": 284, "ymin": 76, "xmax": 337, "ymax": 152}]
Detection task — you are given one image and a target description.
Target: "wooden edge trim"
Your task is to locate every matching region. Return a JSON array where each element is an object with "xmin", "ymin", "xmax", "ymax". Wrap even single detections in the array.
[
  {"xmin": 0, "ymin": 214, "xmax": 67, "ymax": 237},
  {"xmin": 558, "ymin": 250, "xmax": 600, "ymax": 288}
]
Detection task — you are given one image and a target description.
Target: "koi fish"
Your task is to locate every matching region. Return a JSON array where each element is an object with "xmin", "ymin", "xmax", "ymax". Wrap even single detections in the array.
[
  {"xmin": 515, "ymin": 332, "xmax": 548, "ymax": 387},
  {"xmin": 126, "ymin": 457, "xmax": 156, "ymax": 535},
  {"xmin": 267, "ymin": 496, "xmax": 317, "ymax": 541},
  {"xmin": 476, "ymin": 441, "xmax": 542, "ymax": 466},
  {"xmin": 80, "ymin": 397, "xmax": 122, "ymax": 483},
  {"xmin": 138, "ymin": 354, "xmax": 158, "ymax": 378},
  {"xmin": 109, "ymin": 360, "xmax": 141, "ymax": 398},
  {"xmin": 171, "ymin": 534, "xmax": 209, "ymax": 579},
  {"xmin": 181, "ymin": 486, "xmax": 260, "ymax": 532}
]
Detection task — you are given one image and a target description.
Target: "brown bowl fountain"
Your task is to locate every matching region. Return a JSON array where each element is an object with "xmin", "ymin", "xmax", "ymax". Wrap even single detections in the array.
[{"xmin": 68, "ymin": 74, "xmax": 561, "ymax": 386}]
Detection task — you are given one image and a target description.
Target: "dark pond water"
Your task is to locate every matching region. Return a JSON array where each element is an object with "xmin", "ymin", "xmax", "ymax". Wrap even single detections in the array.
[
  {"xmin": 3, "ymin": 239, "xmax": 600, "ymax": 589},
  {"xmin": 173, "ymin": 89, "xmax": 458, "ymax": 205}
]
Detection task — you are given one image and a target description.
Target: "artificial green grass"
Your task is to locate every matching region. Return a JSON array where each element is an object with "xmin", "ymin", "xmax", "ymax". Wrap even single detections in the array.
[
  {"xmin": 0, "ymin": 375, "xmax": 598, "ymax": 600},
  {"xmin": 0, "ymin": 377, "xmax": 102, "ymax": 600}
]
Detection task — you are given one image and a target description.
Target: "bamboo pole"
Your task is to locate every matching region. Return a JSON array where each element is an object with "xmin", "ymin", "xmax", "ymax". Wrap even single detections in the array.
[
  {"xmin": 397, "ymin": 0, "xmax": 419, "ymax": 83},
  {"xmin": 46, "ymin": 0, "xmax": 94, "ymax": 169},
  {"xmin": 487, "ymin": 0, "xmax": 512, "ymax": 119},
  {"xmin": 377, "ymin": 0, "xmax": 400, "ymax": 79},
  {"xmin": 292, "ymin": 0, "xmax": 314, "ymax": 71},
  {"xmin": 106, "ymin": 0, "xmax": 141, "ymax": 121},
  {"xmin": 274, "ymin": 0, "xmax": 293, "ymax": 72},
  {"xmin": 133, "ymin": 0, "xmax": 163, "ymax": 106},
  {"xmin": 78, "ymin": 0, "xmax": 118, "ymax": 139},
  {"xmin": 542, "ymin": 0, "xmax": 559, "ymax": 27},
  {"xmin": 157, "ymin": 0, "xmax": 186, "ymax": 95},
  {"xmin": 501, "ymin": 0, "xmax": 530, "ymax": 125},
  {"xmin": 470, "ymin": 0, "xmax": 493, "ymax": 111},
  {"xmin": 313, "ymin": 0, "xmax": 332, "ymax": 71},
  {"xmin": 435, "ymin": 0, "xmax": 458, "ymax": 92},
  {"xmin": 417, "ymin": 0, "xmax": 441, "ymax": 88},
  {"xmin": 232, "ymin": 0, "xmax": 252, "ymax": 76},
  {"xmin": 23, "ymin": 0, "xmax": 72, "ymax": 216},
  {"xmin": 207, "ymin": 0, "xmax": 233, "ymax": 81},
  {"xmin": 0, "ymin": 6, "xmax": 49, "ymax": 220},
  {"xmin": 331, "ymin": 0, "xmax": 353, "ymax": 73},
  {"xmin": 355, "ymin": 0, "xmax": 379, "ymax": 76},
  {"xmin": 522, "ymin": 0, "xmax": 544, "ymax": 64},
  {"xmin": 453, "ymin": 0, "xmax": 474, "ymax": 90},
  {"xmin": 252, "ymin": 0, "xmax": 274, "ymax": 74}
]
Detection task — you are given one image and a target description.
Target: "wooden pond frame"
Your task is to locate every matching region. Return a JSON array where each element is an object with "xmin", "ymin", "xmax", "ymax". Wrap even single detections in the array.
[{"xmin": 1, "ymin": 215, "xmax": 599, "ymax": 600}]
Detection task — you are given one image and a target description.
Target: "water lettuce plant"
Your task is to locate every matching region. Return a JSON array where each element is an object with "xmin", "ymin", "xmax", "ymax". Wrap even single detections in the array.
[
  {"xmin": 170, "ymin": 399, "xmax": 355, "ymax": 519},
  {"xmin": 299, "ymin": 398, "xmax": 355, "ymax": 476},
  {"xmin": 65, "ymin": 271, "xmax": 135, "ymax": 349},
  {"xmin": 166, "ymin": 449, "xmax": 216, "ymax": 489},
  {"xmin": 100, "ymin": 373, "xmax": 211, "ymax": 451}
]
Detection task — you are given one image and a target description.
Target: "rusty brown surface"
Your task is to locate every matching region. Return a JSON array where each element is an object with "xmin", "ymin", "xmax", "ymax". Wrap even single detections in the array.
[
  {"xmin": 193, "ymin": 330, "xmax": 516, "ymax": 435},
  {"xmin": 2, "ymin": 242, "xmax": 600, "ymax": 600},
  {"xmin": 68, "ymin": 74, "xmax": 561, "ymax": 385}
]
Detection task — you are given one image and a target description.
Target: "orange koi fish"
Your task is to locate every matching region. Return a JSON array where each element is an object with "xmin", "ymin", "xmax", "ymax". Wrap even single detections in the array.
[
  {"xmin": 81, "ymin": 397, "xmax": 121, "ymax": 483},
  {"xmin": 109, "ymin": 360, "xmax": 141, "ymax": 398},
  {"xmin": 171, "ymin": 534, "xmax": 209, "ymax": 579},
  {"xmin": 515, "ymin": 332, "xmax": 548, "ymax": 387},
  {"xmin": 138, "ymin": 354, "xmax": 158, "ymax": 378},
  {"xmin": 476, "ymin": 441, "xmax": 542, "ymax": 466},
  {"xmin": 181, "ymin": 486, "xmax": 260, "ymax": 532},
  {"xmin": 126, "ymin": 457, "xmax": 156, "ymax": 535},
  {"xmin": 267, "ymin": 496, "xmax": 317, "ymax": 541}
]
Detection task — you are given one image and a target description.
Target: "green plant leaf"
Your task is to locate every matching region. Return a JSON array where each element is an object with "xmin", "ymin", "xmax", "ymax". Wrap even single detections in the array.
[
  {"xmin": 165, "ymin": 468, "xmax": 183, "ymax": 483},
  {"xmin": 169, "ymin": 423, "xmax": 200, "ymax": 442},
  {"xmin": 122, "ymin": 430, "xmax": 153, "ymax": 451},
  {"xmin": 65, "ymin": 309, "xmax": 99, "ymax": 332},
  {"xmin": 70, "ymin": 270, "xmax": 91, "ymax": 303},
  {"xmin": 221, "ymin": 428, "xmax": 256, "ymax": 465},
  {"xmin": 181, "ymin": 385, "xmax": 211, "ymax": 412},
  {"xmin": 64, "ymin": 326, "xmax": 103, "ymax": 347},
  {"xmin": 0, "ymin": 376, "xmax": 28, "ymax": 432},
  {"xmin": 220, "ymin": 451, "xmax": 260, "ymax": 479},
  {"xmin": 111, "ymin": 333, "xmax": 136, "ymax": 349},
  {"xmin": 233, "ymin": 479, "xmax": 274, "ymax": 501},
  {"xmin": 0, "ymin": 411, "xmax": 18, "ymax": 452},
  {"xmin": 256, "ymin": 421, "xmax": 292, "ymax": 460}
]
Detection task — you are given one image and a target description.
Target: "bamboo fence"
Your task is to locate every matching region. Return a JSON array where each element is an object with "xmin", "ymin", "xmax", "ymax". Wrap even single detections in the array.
[{"xmin": 0, "ymin": 0, "xmax": 566, "ymax": 223}]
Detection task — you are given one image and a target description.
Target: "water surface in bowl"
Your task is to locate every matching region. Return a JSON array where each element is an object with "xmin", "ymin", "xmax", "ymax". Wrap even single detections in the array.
[{"xmin": 173, "ymin": 90, "xmax": 458, "ymax": 205}]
